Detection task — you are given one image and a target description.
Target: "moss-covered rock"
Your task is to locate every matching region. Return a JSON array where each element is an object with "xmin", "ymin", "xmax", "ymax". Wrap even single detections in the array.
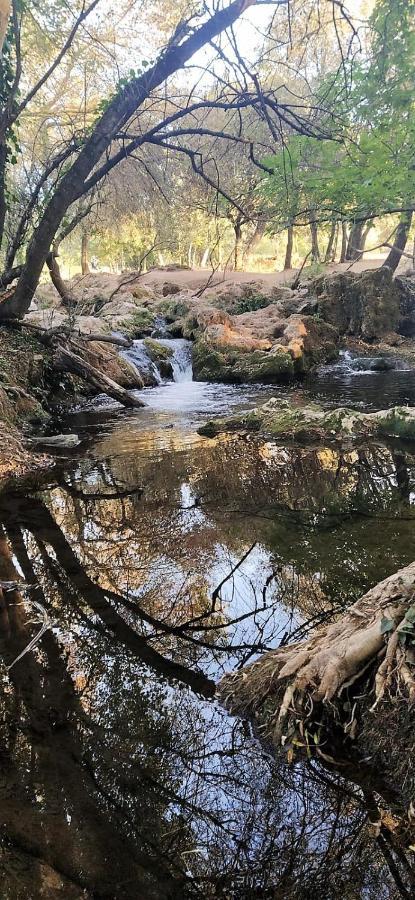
[
  {"xmin": 143, "ymin": 337, "xmax": 174, "ymax": 379},
  {"xmin": 193, "ymin": 340, "xmax": 295, "ymax": 383},
  {"xmin": 192, "ymin": 314, "xmax": 338, "ymax": 384},
  {"xmin": 122, "ymin": 306, "xmax": 157, "ymax": 337},
  {"xmin": 143, "ymin": 338, "xmax": 173, "ymax": 361},
  {"xmin": 199, "ymin": 398, "xmax": 415, "ymax": 444}
]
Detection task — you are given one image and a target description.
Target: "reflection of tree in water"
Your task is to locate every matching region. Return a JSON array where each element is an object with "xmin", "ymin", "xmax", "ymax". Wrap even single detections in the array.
[{"xmin": 0, "ymin": 437, "xmax": 414, "ymax": 896}]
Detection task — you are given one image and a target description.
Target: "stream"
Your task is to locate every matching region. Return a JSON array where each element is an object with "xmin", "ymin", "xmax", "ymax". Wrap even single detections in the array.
[{"xmin": 1, "ymin": 340, "xmax": 415, "ymax": 898}]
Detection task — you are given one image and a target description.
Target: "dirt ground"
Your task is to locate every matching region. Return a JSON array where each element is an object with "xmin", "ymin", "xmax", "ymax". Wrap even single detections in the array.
[{"xmin": 139, "ymin": 256, "xmax": 412, "ymax": 295}]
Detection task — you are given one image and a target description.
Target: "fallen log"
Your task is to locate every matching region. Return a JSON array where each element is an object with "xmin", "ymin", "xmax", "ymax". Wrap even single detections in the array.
[
  {"xmin": 82, "ymin": 332, "xmax": 133, "ymax": 348},
  {"xmin": 53, "ymin": 344, "xmax": 145, "ymax": 409},
  {"xmin": 218, "ymin": 562, "xmax": 415, "ymax": 748},
  {"xmin": 17, "ymin": 320, "xmax": 132, "ymax": 348}
]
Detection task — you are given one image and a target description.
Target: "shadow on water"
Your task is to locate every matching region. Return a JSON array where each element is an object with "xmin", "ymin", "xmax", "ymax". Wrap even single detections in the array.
[{"xmin": 1, "ymin": 359, "xmax": 415, "ymax": 896}]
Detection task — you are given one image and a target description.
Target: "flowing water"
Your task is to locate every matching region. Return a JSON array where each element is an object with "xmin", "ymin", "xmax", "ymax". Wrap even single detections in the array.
[{"xmin": 1, "ymin": 343, "xmax": 415, "ymax": 898}]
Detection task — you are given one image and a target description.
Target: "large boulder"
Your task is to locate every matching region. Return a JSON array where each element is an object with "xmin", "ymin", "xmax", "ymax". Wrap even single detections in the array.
[
  {"xmin": 203, "ymin": 323, "xmax": 271, "ymax": 352},
  {"xmin": 193, "ymin": 340, "xmax": 295, "ymax": 383},
  {"xmin": 396, "ymin": 275, "xmax": 415, "ymax": 337},
  {"xmin": 192, "ymin": 314, "xmax": 338, "ymax": 383},
  {"xmin": 234, "ymin": 304, "xmax": 286, "ymax": 341},
  {"xmin": 312, "ymin": 267, "xmax": 401, "ymax": 340},
  {"xmin": 25, "ymin": 309, "xmax": 112, "ymax": 337}
]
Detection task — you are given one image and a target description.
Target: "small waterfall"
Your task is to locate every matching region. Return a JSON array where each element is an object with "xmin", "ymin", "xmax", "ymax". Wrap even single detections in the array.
[
  {"xmin": 157, "ymin": 338, "xmax": 193, "ymax": 383},
  {"xmin": 124, "ymin": 338, "xmax": 193, "ymax": 384},
  {"xmin": 124, "ymin": 340, "xmax": 162, "ymax": 385}
]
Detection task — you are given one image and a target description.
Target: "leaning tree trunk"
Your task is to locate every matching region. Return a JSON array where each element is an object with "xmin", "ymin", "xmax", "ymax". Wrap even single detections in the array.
[
  {"xmin": 284, "ymin": 225, "xmax": 294, "ymax": 270},
  {"xmin": 382, "ymin": 211, "xmax": 413, "ymax": 273},
  {"xmin": 81, "ymin": 231, "xmax": 90, "ymax": 275},
  {"xmin": 46, "ymin": 251, "xmax": 75, "ymax": 308},
  {"xmin": 309, "ymin": 218, "xmax": 320, "ymax": 262},
  {"xmin": 219, "ymin": 561, "xmax": 415, "ymax": 747},
  {"xmin": 0, "ymin": 0, "xmax": 258, "ymax": 320}
]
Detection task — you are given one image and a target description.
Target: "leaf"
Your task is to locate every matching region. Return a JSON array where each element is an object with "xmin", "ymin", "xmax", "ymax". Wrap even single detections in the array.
[{"xmin": 380, "ymin": 617, "xmax": 394, "ymax": 634}]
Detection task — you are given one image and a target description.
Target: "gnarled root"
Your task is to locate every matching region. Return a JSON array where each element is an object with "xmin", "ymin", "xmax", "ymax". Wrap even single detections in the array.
[{"xmin": 218, "ymin": 562, "xmax": 415, "ymax": 746}]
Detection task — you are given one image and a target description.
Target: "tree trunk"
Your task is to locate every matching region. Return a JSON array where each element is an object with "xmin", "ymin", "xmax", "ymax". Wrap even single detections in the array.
[
  {"xmin": 53, "ymin": 345, "xmax": 146, "ymax": 408},
  {"xmin": 324, "ymin": 221, "xmax": 337, "ymax": 264},
  {"xmin": 332, "ymin": 222, "xmax": 339, "ymax": 262},
  {"xmin": 340, "ymin": 222, "xmax": 348, "ymax": 263},
  {"xmin": 242, "ymin": 219, "xmax": 266, "ymax": 268},
  {"xmin": 346, "ymin": 220, "xmax": 367, "ymax": 260},
  {"xmin": 81, "ymin": 231, "xmax": 90, "ymax": 275},
  {"xmin": 0, "ymin": 142, "xmax": 7, "ymax": 251},
  {"xmin": 382, "ymin": 211, "xmax": 413, "ymax": 273},
  {"xmin": 0, "ymin": 0, "xmax": 257, "ymax": 320},
  {"xmin": 46, "ymin": 251, "xmax": 75, "ymax": 308},
  {"xmin": 233, "ymin": 221, "xmax": 243, "ymax": 271},
  {"xmin": 284, "ymin": 225, "xmax": 294, "ymax": 270},
  {"xmin": 309, "ymin": 219, "xmax": 320, "ymax": 262},
  {"xmin": 362, "ymin": 222, "xmax": 372, "ymax": 250},
  {"xmin": 201, "ymin": 247, "xmax": 210, "ymax": 268}
]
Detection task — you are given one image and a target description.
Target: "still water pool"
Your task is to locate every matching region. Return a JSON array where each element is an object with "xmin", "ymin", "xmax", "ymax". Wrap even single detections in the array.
[{"xmin": 0, "ymin": 349, "xmax": 415, "ymax": 897}]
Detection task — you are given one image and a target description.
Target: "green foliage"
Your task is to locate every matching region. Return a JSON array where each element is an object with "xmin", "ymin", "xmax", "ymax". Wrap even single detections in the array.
[
  {"xmin": 232, "ymin": 294, "xmax": 271, "ymax": 314},
  {"xmin": 261, "ymin": 0, "xmax": 415, "ymax": 229}
]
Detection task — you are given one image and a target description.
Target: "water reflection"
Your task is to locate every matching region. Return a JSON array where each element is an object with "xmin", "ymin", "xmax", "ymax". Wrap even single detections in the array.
[{"xmin": 0, "ymin": 425, "xmax": 415, "ymax": 896}]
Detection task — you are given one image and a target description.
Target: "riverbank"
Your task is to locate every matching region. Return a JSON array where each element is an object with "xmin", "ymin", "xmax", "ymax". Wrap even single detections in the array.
[{"xmin": 2, "ymin": 263, "xmax": 415, "ymax": 493}]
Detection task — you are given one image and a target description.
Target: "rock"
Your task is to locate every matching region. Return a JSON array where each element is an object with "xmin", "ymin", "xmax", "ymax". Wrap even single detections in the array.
[
  {"xmin": 0, "ymin": 387, "xmax": 50, "ymax": 488},
  {"xmin": 82, "ymin": 341, "xmax": 143, "ymax": 388},
  {"xmin": 193, "ymin": 339, "xmax": 295, "ymax": 383},
  {"xmin": 101, "ymin": 304, "xmax": 157, "ymax": 337},
  {"xmin": 349, "ymin": 356, "xmax": 395, "ymax": 372},
  {"xmin": 313, "ymin": 267, "xmax": 402, "ymax": 340},
  {"xmin": 234, "ymin": 305, "xmax": 286, "ymax": 341},
  {"xmin": 28, "ymin": 433, "xmax": 80, "ymax": 448},
  {"xmin": 143, "ymin": 337, "xmax": 174, "ymax": 379},
  {"xmin": 24, "ymin": 310, "xmax": 111, "ymax": 337},
  {"xmin": 199, "ymin": 398, "xmax": 415, "ymax": 444},
  {"xmin": 396, "ymin": 275, "xmax": 415, "ymax": 337},
  {"xmin": 143, "ymin": 338, "xmax": 173, "ymax": 360},
  {"xmin": 203, "ymin": 323, "xmax": 271, "ymax": 352},
  {"xmin": 162, "ymin": 281, "xmax": 182, "ymax": 296},
  {"xmin": 181, "ymin": 304, "xmax": 233, "ymax": 338},
  {"xmin": 192, "ymin": 314, "xmax": 338, "ymax": 383}
]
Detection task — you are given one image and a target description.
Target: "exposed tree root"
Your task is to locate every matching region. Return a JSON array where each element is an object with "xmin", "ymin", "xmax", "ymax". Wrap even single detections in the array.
[{"xmin": 218, "ymin": 562, "xmax": 415, "ymax": 747}]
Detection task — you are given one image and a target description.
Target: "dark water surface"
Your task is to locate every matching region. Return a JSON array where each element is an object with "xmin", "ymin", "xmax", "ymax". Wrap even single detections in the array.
[{"xmin": 1, "ymin": 352, "xmax": 415, "ymax": 898}]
